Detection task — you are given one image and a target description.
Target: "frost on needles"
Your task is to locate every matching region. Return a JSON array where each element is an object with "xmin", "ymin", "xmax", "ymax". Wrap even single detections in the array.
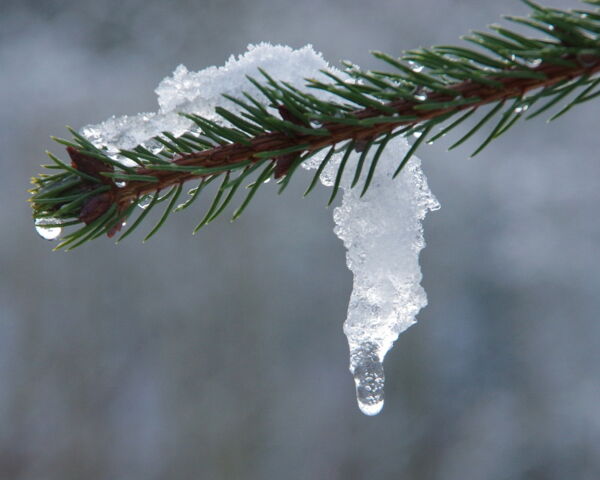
[{"xmin": 77, "ymin": 44, "xmax": 439, "ymax": 415}]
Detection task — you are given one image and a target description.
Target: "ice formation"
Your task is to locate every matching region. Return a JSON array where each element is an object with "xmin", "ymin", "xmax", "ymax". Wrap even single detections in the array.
[
  {"xmin": 313, "ymin": 143, "xmax": 439, "ymax": 414},
  {"xmin": 77, "ymin": 43, "xmax": 438, "ymax": 415}
]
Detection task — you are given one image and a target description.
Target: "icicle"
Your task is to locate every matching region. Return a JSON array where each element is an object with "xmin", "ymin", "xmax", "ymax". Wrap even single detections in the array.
[{"xmin": 314, "ymin": 136, "xmax": 439, "ymax": 415}]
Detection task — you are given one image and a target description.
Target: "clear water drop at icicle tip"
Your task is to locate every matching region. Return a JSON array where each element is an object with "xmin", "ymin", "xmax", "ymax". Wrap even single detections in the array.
[
  {"xmin": 350, "ymin": 342, "xmax": 385, "ymax": 416},
  {"xmin": 34, "ymin": 218, "xmax": 62, "ymax": 241}
]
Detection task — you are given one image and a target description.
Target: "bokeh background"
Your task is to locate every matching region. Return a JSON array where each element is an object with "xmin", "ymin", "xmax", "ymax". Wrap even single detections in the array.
[{"xmin": 2, "ymin": 0, "xmax": 599, "ymax": 478}]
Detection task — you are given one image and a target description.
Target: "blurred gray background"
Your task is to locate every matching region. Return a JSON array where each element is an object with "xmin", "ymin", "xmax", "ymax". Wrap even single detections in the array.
[{"xmin": 1, "ymin": 0, "xmax": 599, "ymax": 478}]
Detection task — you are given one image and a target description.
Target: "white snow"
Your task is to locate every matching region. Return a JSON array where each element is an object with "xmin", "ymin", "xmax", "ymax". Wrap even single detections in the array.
[
  {"xmin": 79, "ymin": 43, "xmax": 438, "ymax": 415},
  {"xmin": 80, "ymin": 43, "xmax": 335, "ymax": 159}
]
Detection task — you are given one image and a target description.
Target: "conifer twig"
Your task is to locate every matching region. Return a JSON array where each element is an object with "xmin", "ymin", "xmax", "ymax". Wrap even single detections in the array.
[
  {"xmin": 112, "ymin": 57, "xmax": 600, "ymax": 205},
  {"xmin": 30, "ymin": 0, "xmax": 600, "ymax": 249}
]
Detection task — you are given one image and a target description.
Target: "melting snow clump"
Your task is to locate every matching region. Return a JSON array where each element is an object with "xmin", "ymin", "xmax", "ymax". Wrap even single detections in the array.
[
  {"xmin": 77, "ymin": 43, "xmax": 438, "ymax": 415},
  {"xmin": 79, "ymin": 43, "xmax": 335, "ymax": 161}
]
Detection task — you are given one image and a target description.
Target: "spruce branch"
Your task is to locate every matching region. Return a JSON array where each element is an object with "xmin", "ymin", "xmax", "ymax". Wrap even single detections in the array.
[{"xmin": 30, "ymin": 0, "xmax": 600, "ymax": 249}]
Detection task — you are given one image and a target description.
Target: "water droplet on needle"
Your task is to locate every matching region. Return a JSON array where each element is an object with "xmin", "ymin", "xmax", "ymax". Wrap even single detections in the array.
[
  {"xmin": 138, "ymin": 196, "xmax": 152, "ymax": 209},
  {"xmin": 407, "ymin": 61, "xmax": 424, "ymax": 73},
  {"xmin": 35, "ymin": 218, "xmax": 62, "ymax": 241},
  {"xmin": 525, "ymin": 58, "xmax": 542, "ymax": 68},
  {"xmin": 514, "ymin": 104, "xmax": 529, "ymax": 114}
]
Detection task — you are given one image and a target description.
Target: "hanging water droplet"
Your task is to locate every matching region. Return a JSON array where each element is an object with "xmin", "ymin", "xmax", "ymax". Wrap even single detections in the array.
[
  {"xmin": 414, "ymin": 91, "xmax": 428, "ymax": 102},
  {"xmin": 115, "ymin": 180, "xmax": 126, "ymax": 188},
  {"xmin": 35, "ymin": 218, "xmax": 62, "ymax": 241},
  {"xmin": 525, "ymin": 58, "xmax": 542, "ymax": 68},
  {"xmin": 413, "ymin": 130, "xmax": 423, "ymax": 139},
  {"xmin": 350, "ymin": 343, "xmax": 385, "ymax": 416},
  {"xmin": 138, "ymin": 196, "xmax": 152, "ymax": 209},
  {"xmin": 407, "ymin": 60, "xmax": 424, "ymax": 73},
  {"xmin": 514, "ymin": 104, "xmax": 529, "ymax": 114},
  {"xmin": 577, "ymin": 51, "xmax": 598, "ymax": 67},
  {"xmin": 263, "ymin": 177, "xmax": 271, "ymax": 184}
]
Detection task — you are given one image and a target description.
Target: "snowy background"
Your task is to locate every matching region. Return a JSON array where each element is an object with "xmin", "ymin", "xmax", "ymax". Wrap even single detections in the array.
[{"xmin": 1, "ymin": 0, "xmax": 599, "ymax": 478}]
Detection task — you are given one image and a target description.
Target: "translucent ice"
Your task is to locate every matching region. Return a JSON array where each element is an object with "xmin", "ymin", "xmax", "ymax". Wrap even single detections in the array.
[{"xmin": 77, "ymin": 43, "xmax": 438, "ymax": 415}]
